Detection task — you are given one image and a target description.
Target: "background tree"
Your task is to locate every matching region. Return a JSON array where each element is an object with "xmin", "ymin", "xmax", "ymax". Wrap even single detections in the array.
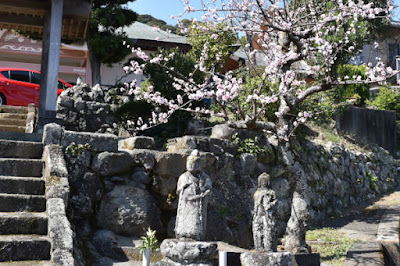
[
  {"xmin": 187, "ymin": 22, "xmax": 238, "ymax": 72},
  {"xmin": 136, "ymin": 14, "xmax": 177, "ymax": 33},
  {"xmin": 88, "ymin": 0, "xmax": 137, "ymax": 85}
]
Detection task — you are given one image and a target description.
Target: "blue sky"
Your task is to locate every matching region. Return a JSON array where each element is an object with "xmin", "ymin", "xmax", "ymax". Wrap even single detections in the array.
[
  {"xmin": 129, "ymin": 0, "xmax": 400, "ymax": 25},
  {"xmin": 129, "ymin": 0, "xmax": 203, "ymax": 26}
]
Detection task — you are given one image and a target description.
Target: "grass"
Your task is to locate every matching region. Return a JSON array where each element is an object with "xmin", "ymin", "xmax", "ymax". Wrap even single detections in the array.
[{"xmin": 306, "ymin": 228, "xmax": 357, "ymax": 266}]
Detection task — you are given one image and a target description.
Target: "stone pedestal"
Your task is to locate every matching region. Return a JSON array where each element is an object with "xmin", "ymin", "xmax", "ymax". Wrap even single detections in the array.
[
  {"xmin": 240, "ymin": 252, "xmax": 292, "ymax": 266},
  {"xmin": 156, "ymin": 239, "xmax": 218, "ymax": 266},
  {"xmin": 292, "ymin": 253, "xmax": 320, "ymax": 266}
]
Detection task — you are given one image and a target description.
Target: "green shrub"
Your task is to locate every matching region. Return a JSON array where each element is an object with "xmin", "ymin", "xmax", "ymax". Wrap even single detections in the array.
[
  {"xmin": 299, "ymin": 90, "xmax": 336, "ymax": 124},
  {"xmin": 336, "ymin": 64, "xmax": 370, "ymax": 105},
  {"xmin": 366, "ymin": 87, "xmax": 400, "ymax": 117}
]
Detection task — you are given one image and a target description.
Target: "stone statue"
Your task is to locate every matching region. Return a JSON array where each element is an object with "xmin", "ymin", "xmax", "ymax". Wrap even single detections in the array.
[
  {"xmin": 175, "ymin": 149, "xmax": 212, "ymax": 241},
  {"xmin": 253, "ymin": 172, "xmax": 277, "ymax": 252}
]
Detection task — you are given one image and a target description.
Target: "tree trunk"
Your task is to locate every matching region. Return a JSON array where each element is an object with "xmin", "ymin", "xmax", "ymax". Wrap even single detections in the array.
[
  {"xmin": 279, "ymin": 143, "xmax": 312, "ymax": 254},
  {"xmin": 89, "ymin": 47, "xmax": 101, "ymax": 85}
]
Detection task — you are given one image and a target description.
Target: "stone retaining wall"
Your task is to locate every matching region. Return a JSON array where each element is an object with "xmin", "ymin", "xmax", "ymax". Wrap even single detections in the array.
[{"xmin": 43, "ymin": 124, "xmax": 400, "ymax": 264}]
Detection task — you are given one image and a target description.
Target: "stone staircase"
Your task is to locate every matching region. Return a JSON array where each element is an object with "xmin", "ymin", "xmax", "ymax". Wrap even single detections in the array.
[
  {"xmin": 0, "ymin": 104, "xmax": 36, "ymax": 133},
  {"xmin": 0, "ymin": 139, "xmax": 51, "ymax": 264}
]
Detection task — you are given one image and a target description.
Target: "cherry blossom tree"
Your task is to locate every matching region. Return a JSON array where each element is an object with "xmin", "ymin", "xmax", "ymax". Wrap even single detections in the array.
[{"xmin": 123, "ymin": 0, "xmax": 395, "ymax": 253}]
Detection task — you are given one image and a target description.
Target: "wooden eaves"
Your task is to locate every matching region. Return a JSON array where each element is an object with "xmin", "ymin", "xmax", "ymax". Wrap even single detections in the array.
[{"xmin": 0, "ymin": 0, "xmax": 91, "ymax": 40}]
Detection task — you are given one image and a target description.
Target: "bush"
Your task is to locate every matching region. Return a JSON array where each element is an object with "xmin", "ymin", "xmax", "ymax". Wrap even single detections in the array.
[
  {"xmin": 366, "ymin": 87, "xmax": 400, "ymax": 117},
  {"xmin": 336, "ymin": 64, "xmax": 370, "ymax": 105},
  {"xmin": 299, "ymin": 90, "xmax": 336, "ymax": 124}
]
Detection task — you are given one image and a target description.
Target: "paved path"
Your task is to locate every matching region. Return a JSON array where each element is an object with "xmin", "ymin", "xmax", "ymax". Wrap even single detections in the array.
[{"xmin": 320, "ymin": 189, "xmax": 400, "ymax": 265}]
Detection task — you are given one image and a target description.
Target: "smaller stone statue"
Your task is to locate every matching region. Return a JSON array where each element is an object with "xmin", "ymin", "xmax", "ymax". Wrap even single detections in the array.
[
  {"xmin": 253, "ymin": 172, "xmax": 277, "ymax": 252},
  {"xmin": 175, "ymin": 149, "xmax": 212, "ymax": 241}
]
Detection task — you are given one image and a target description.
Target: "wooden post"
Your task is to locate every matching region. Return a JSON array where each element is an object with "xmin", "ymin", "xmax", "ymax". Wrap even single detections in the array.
[{"xmin": 38, "ymin": 0, "xmax": 64, "ymax": 129}]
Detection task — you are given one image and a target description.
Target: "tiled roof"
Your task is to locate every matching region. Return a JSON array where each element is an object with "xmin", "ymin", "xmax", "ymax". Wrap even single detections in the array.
[{"xmin": 123, "ymin": 22, "xmax": 188, "ymax": 45}]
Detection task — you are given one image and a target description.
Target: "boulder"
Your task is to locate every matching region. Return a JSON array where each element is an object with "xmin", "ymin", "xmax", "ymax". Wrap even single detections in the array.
[
  {"xmin": 72, "ymin": 172, "xmax": 104, "ymax": 202},
  {"xmin": 96, "ymin": 185, "xmax": 162, "ymax": 236},
  {"xmin": 92, "ymin": 229, "xmax": 126, "ymax": 260}
]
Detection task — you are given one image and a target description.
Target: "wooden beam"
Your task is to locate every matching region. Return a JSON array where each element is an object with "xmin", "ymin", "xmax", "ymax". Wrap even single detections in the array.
[
  {"xmin": 0, "ymin": 13, "xmax": 44, "ymax": 27},
  {"xmin": 38, "ymin": 0, "xmax": 64, "ymax": 128}
]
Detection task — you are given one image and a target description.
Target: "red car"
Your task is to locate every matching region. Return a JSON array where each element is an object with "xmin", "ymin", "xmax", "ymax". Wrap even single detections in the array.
[{"xmin": 0, "ymin": 68, "xmax": 73, "ymax": 107}]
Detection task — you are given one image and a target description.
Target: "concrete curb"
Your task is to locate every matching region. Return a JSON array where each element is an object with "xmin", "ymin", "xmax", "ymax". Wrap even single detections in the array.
[{"xmin": 377, "ymin": 206, "xmax": 400, "ymax": 242}]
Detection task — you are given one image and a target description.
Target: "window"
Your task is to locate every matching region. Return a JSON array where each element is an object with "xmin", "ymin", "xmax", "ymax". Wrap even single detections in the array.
[
  {"xmin": 9, "ymin": 71, "xmax": 30, "ymax": 83},
  {"xmin": 31, "ymin": 72, "xmax": 41, "ymax": 84},
  {"xmin": 1, "ymin": 71, "xmax": 9, "ymax": 79},
  {"xmin": 58, "ymin": 81, "xmax": 65, "ymax": 90}
]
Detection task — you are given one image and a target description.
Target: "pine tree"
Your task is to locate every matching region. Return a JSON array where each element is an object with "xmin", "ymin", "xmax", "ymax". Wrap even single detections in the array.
[{"xmin": 88, "ymin": 0, "xmax": 137, "ymax": 85}]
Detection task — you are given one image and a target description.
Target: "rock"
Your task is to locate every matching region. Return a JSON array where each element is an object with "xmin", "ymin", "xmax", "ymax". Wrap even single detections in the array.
[
  {"xmin": 70, "ymin": 193, "xmax": 93, "ymax": 220},
  {"xmin": 155, "ymin": 152, "xmax": 188, "ymax": 178},
  {"xmin": 96, "ymin": 185, "xmax": 161, "ymax": 236},
  {"xmin": 151, "ymin": 175, "xmax": 178, "ymax": 199},
  {"xmin": 125, "ymin": 149, "xmax": 156, "ymax": 170},
  {"xmin": 211, "ymin": 124, "xmax": 236, "ymax": 139},
  {"xmin": 131, "ymin": 168, "xmax": 152, "ymax": 185},
  {"xmin": 62, "ymin": 130, "xmax": 118, "ymax": 152},
  {"xmin": 119, "ymin": 136, "xmax": 155, "ymax": 150},
  {"xmin": 160, "ymin": 239, "xmax": 218, "ymax": 264},
  {"xmin": 240, "ymin": 252, "xmax": 291, "ymax": 266},
  {"xmin": 240, "ymin": 153, "xmax": 257, "ymax": 175},
  {"xmin": 167, "ymin": 217, "xmax": 176, "ymax": 238},
  {"xmin": 209, "ymin": 138, "xmax": 237, "ymax": 156},
  {"xmin": 72, "ymin": 172, "xmax": 104, "ymax": 202},
  {"xmin": 92, "ymin": 152, "xmax": 133, "ymax": 176},
  {"xmin": 92, "ymin": 229, "xmax": 126, "ymax": 260}
]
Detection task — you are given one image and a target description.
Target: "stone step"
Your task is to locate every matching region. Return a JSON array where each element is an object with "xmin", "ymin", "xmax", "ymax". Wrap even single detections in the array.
[
  {"xmin": 0, "ymin": 212, "xmax": 47, "ymax": 235},
  {"xmin": 0, "ymin": 176, "xmax": 44, "ymax": 195},
  {"xmin": 0, "ymin": 106, "xmax": 29, "ymax": 114},
  {"xmin": 0, "ymin": 235, "xmax": 50, "ymax": 262},
  {"xmin": 0, "ymin": 261, "xmax": 49, "ymax": 265},
  {"xmin": 0, "ymin": 125, "xmax": 25, "ymax": 133},
  {"xmin": 0, "ymin": 113, "xmax": 27, "ymax": 120},
  {"xmin": 0, "ymin": 194, "xmax": 46, "ymax": 212},
  {"xmin": 0, "ymin": 132, "xmax": 42, "ymax": 142},
  {"xmin": 0, "ymin": 159, "xmax": 43, "ymax": 177},
  {"xmin": 0, "ymin": 119, "xmax": 26, "ymax": 127},
  {"xmin": 0, "ymin": 140, "xmax": 43, "ymax": 159}
]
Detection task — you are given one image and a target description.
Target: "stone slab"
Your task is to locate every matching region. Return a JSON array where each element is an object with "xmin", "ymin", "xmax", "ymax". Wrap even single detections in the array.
[
  {"xmin": 160, "ymin": 239, "xmax": 217, "ymax": 263},
  {"xmin": 62, "ymin": 130, "xmax": 118, "ymax": 152},
  {"xmin": 240, "ymin": 252, "xmax": 292, "ymax": 266},
  {"xmin": 345, "ymin": 242, "xmax": 382, "ymax": 266}
]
